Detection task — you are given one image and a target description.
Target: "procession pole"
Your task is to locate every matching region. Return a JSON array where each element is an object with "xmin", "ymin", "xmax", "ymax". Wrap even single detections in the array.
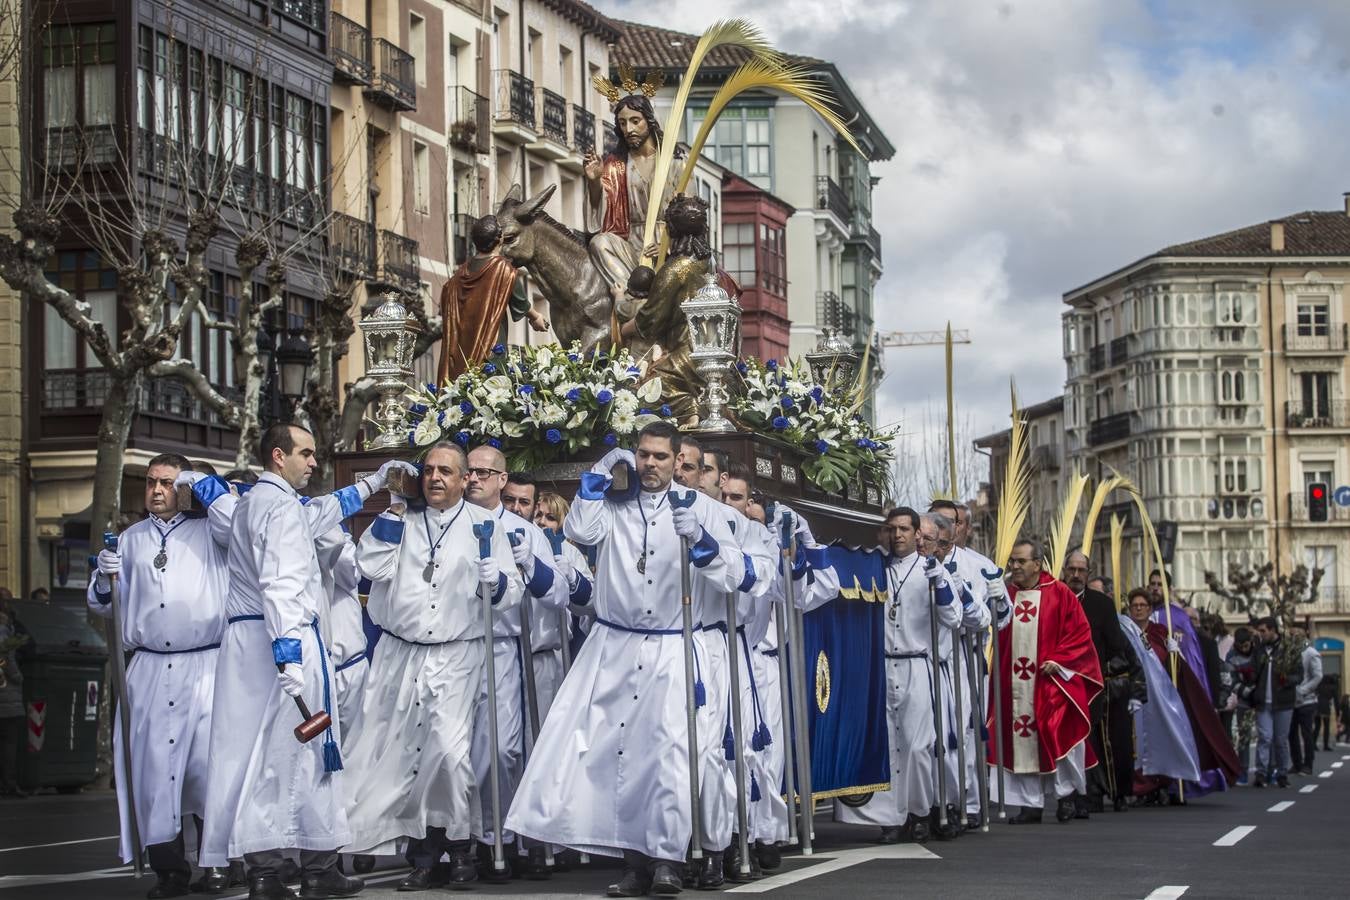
[
  {"xmin": 102, "ymin": 532, "xmax": 145, "ymax": 878},
  {"xmin": 990, "ymin": 589, "xmax": 1007, "ymax": 819},
  {"xmin": 542, "ymin": 527, "xmax": 583, "ymax": 864},
  {"xmin": 966, "ymin": 630, "xmax": 991, "ymax": 832},
  {"xmin": 946, "ymin": 322, "xmax": 957, "ymax": 498},
  {"xmin": 507, "ymin": 530, "xmax": 549, "ymax": 867},
  {"xmin": 928, "ymin": 579, "xmax": 949, "ymax": 831},
  {"xmin": 951, "ymin": 621, "xmax": 969, "ymax": 829},
  {"xmin": 770, "ymin": 507, "xmax": 799, "ymax": 846},
  {"xmin": 670, "ymin": 491, "xmax": 704, "ymax": 861},
  {"xmin": 725, "ymin": 591, "xmax": 751, "ymax": 877},
  {"xmin": 787, "ymin": 527, "xmax": 815, "ymax": 853},
  {"xmin": 473, "ymin": 522, "xmax": 507, "ymax": 875}
]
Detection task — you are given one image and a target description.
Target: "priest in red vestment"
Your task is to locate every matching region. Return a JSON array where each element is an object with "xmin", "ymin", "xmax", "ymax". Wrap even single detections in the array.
[{"xmin": 988, "ymin": 539, "xmax": 1103, "ymax": 824}]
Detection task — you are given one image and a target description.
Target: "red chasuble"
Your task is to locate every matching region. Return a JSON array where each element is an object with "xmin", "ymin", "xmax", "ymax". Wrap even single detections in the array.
[{"xmin": 988, "ymin": 571, "xmax": 1103, "ymax": 774}]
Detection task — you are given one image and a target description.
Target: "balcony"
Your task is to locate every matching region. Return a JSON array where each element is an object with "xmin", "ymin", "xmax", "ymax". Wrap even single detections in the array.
[
  {"xmin": 1288, "ymin": 491, "xmax": 1350, "ymax": 523},
  {"xmin": 366, "ymin": 39, "xmax": 415, "ymax": 112},
  {"xmin": 1283, "ymin": 323, "xmax": 1348, "ymax": 354},
  {"xmin": 538, "ymin": 88, "xmax": 568, "ymax": 145},
  {"xmin": 493, "ymin": 70, "xmax": 536, "ymax": 143},
  {"xmin": 451, "ymin": 87, "xmax": 490, "ymax": 155},
  {"xmin": 330, "ymin": 212, "xmax": 374, "ymax": 278},
  {"xmin": 816, "ymin": 176, "xmax": 850, "ymax": 227},
  {"xmin": 329, "ymin": 11, "xmax": 371, "ymax": 85},
  {"xmin": 815, "ymin": 290, "xmax": 856, "ymax": 337},
  {"xmin": 1285, "ymin": 400, "xmax": 1350, "ymax": 429},
  {"xmin": 451, "ymin": 213, "xmax": 475, "ymax": 266},
  {"xmin": 866, "ymin": 226, "xmax": 882, "ymax": 264},
  {"xmin": 367, "ymin": 229, "xmax": 420, "ymax": 295},
  {"xmin": 1088, "ymin": 412, "xmax": 1131, "ymax": 446},
  {"xmin": 1304, "ymin": 585, "xmax": 1350, "ymax": 617},
  {"xmin": 572, "ymin": 105, "xmax": 596, "ymax": 155},
  {"xmin": 1031, "ymin": 444, "xmax": 1061, "ymax": 470},
  {"xmin": 1088, "ymin": 344, "xmax": 1107, "ymax": 373},
  {"xmin": 1110, "ymin": 336, "xmax": 1129, "ymax": 366}
]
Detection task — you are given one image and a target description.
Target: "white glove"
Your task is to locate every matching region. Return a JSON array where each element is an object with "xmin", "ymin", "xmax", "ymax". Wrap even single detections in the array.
[
  {"xmin": 554, "ymin": 553, "xmax": 577, "ymax": 589},
  {"xmin": 983, "ymin": 568, "xmax": 1009, "ymax": 602},
  {"xmin": 1165, "ymin": 637, "xmax": 1180, "ymax": 653},
  {"xmin": 923, "ymin": 556, "xmax": 947, "ymax": 583},
  {"xmin": 96, "ymin": 548, "xmax": 121, "ymax": 577},
  {"xmin": 477, "ymin": 555, "xmax": 501, "ymax": 585},
  {"xmin": 593, "ymin": 447, "xmax": 635, "ymax": 475},
  {"xmin": 277, "ymin": 664, "xmax": 304, "ymax": 698},
  {"xmin": 369, "ymin": 459, "xmax": 419, "ymax": 492},
  {"xmin": 1128, "ymin": 699, "xmax": 1143, "ymax": 715},
  {"xmin": 511, "ymin": 533, "xmax": 532, "ymax": 569},
  {"xmin": 173, "ymin": 471, "xmax": 206, "ymax": 489},
  {"xmin": 671, "ymin": 505, "xmax": 701, "ymax": 541}
]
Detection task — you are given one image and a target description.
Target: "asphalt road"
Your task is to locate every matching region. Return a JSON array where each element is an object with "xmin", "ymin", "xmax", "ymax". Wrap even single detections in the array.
[{"xmin": 4, "ymin": 750, "xmax": 1349, "ymax": 899}]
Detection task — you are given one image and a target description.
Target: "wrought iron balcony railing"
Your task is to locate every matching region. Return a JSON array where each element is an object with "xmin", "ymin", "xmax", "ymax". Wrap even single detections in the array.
[
  {"xmin": 538, "ymin": 87, "xmax": 568, "ymax": 145},
  {"xmin": 572, "ymin": 104, "xmax": 596, "ymax": 154},
  {"xmin": 330, "ymin": 212, "xmax": 374, "ymax": 277},
  {"xmin": 1285, "ymin": 399, "xmax": 1350, "ymax": 429},
  {"xmin": 493, "ymin": 70, "xmax": 535, "ymax": 129},
  {"xmin": 451, "ymin": 86, "xmax": 490, "ymax": 154},
  {"xmin": 816, "ymin": 176, "xmax": 850, "ymax": 224},
  {"xmin": 1088, "ymin": 412, "xmax": 1131, "ymax": 446},
  {"xmin": 367, "ymin": 38, "xmax": 415, "ymax": 112},
  {"xmin": 1283, "ymin": 323, "xmax": 1348, "ymax": 353},
  {"xmin": 368, "ymin": 229, "xmax": 420, "ymax": 295},
  {"xmin": 330, "ymin": 11, "xmax": 371, "ymax": 85}
]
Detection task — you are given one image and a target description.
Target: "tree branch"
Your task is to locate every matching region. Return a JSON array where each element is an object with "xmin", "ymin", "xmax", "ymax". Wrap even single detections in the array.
[
  {"xmin": 336, "ymin": 376, "xmax": 379, "ymax": 451},
  {"xmin": 149, "ymin": 359, "xmax": 241, "ymax": 427}
]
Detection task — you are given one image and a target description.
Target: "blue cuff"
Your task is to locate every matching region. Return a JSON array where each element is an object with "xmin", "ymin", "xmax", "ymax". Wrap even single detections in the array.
[
  {"xmin": 370, "ymin": 514, "xmax": 405, "ymax": 544},
  {"xmin": 335, "ymin": 484, "xmax": 365, "ymax": 518},
  {"xmin": 525, "ymin": 557, "xmax": 556, "ymax": 598},
  {"xmin": 570, "ymin": 573, "xmax": 593, "ymax": 606},
  {"xmin": 490, "ymin": 571, "xmax": 507, "ymax": 605},
  {"xmin": 791, "ymin": 545, "xmax": 808, "ymax": 579},
  {"xmin": 272, "ymin": 637, "xmax": 302, "ymax": 665},
  {"xmin": 232, "ymin": 481, "xmax": 253, "ymax": 494},
  {"xmin": 959, "ymin": 583, "xmax": 976, "ymax": 608},
  {"xmin": 737, "ymin": 554, "xmax": 757, "ymax": 593},
  {"xmin": 803, "ymin": 545, "xmax": 829, "ymax": 571},
  {"xmin": 357, "ymin": 577, "xmax": 373, "ymax": 595},
  {"xmin": 93, "ymin": 586, "xmax": 112, "ymax": 606},
  {"xmin": 689, "ymin": 528, "xmax": 719, "ymax": 568},
  {"xmin": 578, "ymin": 472, "xmax": 611, "ymax": 501},
  {"xmin": 192, "ymin": 475, "xmax": 231, "ymax": 509},
  {"xmin": 935, "ymin": 580, "xmax": 955, "ymax": 606}
]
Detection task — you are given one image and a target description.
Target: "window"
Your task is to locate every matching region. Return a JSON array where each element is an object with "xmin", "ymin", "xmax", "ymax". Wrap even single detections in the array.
[
  {"xmin": 1298, "ymin": 372, "xmax": 1332, "ymax": 420},
  {"xmin": 1303, "ymin": 464, "xmax": 1333, "ymax": 489},
  {"xmin": 413, "ymin": 140, "xmax": 429, "ymax": 214},
  {"xmin": 1217, "ymin": 291, "xmax": 1253, "ymax": 325},
  {"xmin": 43, "ymin": 23, "xmax": 116, "ymax": 165},
  {"xmin": 1219, "ymin": 369, "xmax": 1246, "ymax": 403},
  {"xmin": 1297, "ymin": 299, "xmax": 1330, "ymax": 337},
  {"xmin": 687, "ymin": 105, "xmax": 773, "ymax": 190},
  {"xmin": 42, "ymin": 251, "xmax": 119, "ymax": 370},
  {"xmin": 410, "ymin": 13, "xmax": 426, "ymax": 85},
  {"xmin": 1303, "ymin": 547, "xmax": 1337, "ymax": 599},
  {"xmin": 723, "ymin": 222, "xmax": 756, "ymax": 289},
  {"xmin": 761, "ymin": 223, "xmax": 785, "ymax": 295}
]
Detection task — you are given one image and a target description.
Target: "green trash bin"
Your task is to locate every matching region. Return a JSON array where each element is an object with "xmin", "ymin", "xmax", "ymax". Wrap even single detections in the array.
[{"xmin": 11, "ymin": 599, "xmax": 109, "ymax": 791}]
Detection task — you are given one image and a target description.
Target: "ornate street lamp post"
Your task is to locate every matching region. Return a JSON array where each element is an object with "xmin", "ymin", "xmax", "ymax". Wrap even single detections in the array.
[
  {"xmin": 359, "ymin": 293, "xmax": 423, "ymax": 449},
  {"xmin": 681, "ymin": 257, "xmax": 741, "ymax": 433}
]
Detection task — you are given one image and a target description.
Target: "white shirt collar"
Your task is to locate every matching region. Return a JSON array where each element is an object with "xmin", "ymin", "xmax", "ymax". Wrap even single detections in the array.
[{"xmin": 258, "ymin": 471, "xmax": 297, "ymax": 497}]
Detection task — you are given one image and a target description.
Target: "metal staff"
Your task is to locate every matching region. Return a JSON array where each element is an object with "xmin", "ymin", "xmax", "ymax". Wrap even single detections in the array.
[
  {"xmin": 508, "ymin": 529, "xmax": 550, "ymax": 868},
  {"xmin": 725, "ymin": 590, "xmax": 751, "ymax": 877},
  {"xmin": 542, "ymin": 528, "xmax": 575, "ymax": 676},
  {"xmin": 473, "ymin": 521, "xmax": 507, "ymax": 875},
  {"xmin": 669, "ymin": 490, "xmax": 703, "ymax": 861},
  {"xmin": 988, "ymin": 582, "xmax": 1006, "ymax": 819},
  {"xmin": 772, "ymin": 526, "xmax": 799, "ymax": 846},
  {"xmin": 951, "ymin": 622, "xmax": 968, "ymax": 830},
  {"xmin": 965, "ymin": 629, "xmax": 991, "ymax": 832},
  {"xmin": 101, "ymin": 532, "xmax": 144, "ymax": 878},
  {"xmin": 784, "ymin": 524, "xmax": 814, "ymax": 854},
  {"xmin": 928, "ymin": 577, "xmax": 949, "ymax": 832}
]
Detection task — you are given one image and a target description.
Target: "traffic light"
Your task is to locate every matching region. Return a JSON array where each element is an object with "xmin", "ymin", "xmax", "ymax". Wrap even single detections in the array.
[{"xmin": 1308, "ymin": 482, "xmax": 1329, "ymax": 522}]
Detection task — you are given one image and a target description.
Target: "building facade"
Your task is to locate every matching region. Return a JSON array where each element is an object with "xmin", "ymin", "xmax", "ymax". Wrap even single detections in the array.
[
  {"xmin": 1062, "ymin": 198, "xmax": 1350, "ymax": 677},
  {"xmin": 0, "ymin": 6, "xmax": 21, "ymax": 593},
  {"xmin": 974, "ymin": 394, "xmax": 1065, "ymax": 553}
]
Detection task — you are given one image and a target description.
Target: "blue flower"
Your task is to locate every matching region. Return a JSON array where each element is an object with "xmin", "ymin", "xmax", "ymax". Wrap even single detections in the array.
[
  {"xmin": 425, "ymin": 382, "xmax": 437, "ymax": 394},
  {"xmin": 660, "ymin": 404, "xmax": 672, "ymax": 417},
  {"xmin": 814, "ymin": 439, "xmax": 829, "ymax": 453},
  {"xmin": 736, "ymin": 361, "xmax": 749, "ymax": 375},
  {"xmin": 627, "ymin": 365, "xmax": 641, "ymax": 376},
  {"xmin": 639, "ymin": 407, "xmax": 651, "ymax": 415},
  {"xmin": 855, "ymin": 438, "xmax": 870, "ymax": 449},
  {"xmin": 483, "ymin": 363, "xmax": 497, "ymax": 375},
  {"xmin": 436, "ymin": 411, "xmax": 446, "ymax": 427},
  {"xmin": 781, "ymin": 396, "xmax": 795, "ymax": 410},
  {"xmin": 565, "ymin": 388, "xmax": 582, "ymax": 403},
  {"xmin": 454, "ymin": 430, "xmax": 470, "ymax": 445},
  {"xmin": 567, "ymin": 352, "xmax": 580, "ymax": 363},
  {"xmin": 488, "ymin": 437, "xmax": 502, "ymax": 449},
  {"xmin": 810, "ymin": 386, "xmax": 824, "ymax": 404},
  {"xmin": 545, "ymin": 428, "xmax": 563, "ymax": 445},
  {"xmin": 603, "ymin": 432, "xmax": 618, "ymax": 446},
  {"xmin": 766, "ymin": 359, "xmax": 779, "ymax": 371},
  {"xmin": 492, "ymin": 343, "xmax": 505, "ymax": 355},
  {"xmin": 459, "ymin": 400, "xmax": 475, "ymax": 415},
  {"xmin": 407, "ymin": 431, "xmax": 416, "ymax": 446},
  {"xmin": 518, "ymin": 384, "xmax": 535, "ymax": 395},
  {"xmin": 772, "ymin": 415, "xmax": 790, "ymax": 430},
  {"xmin": 597, "ymin": 389, "xmax": 614, "ymax": 404},
  {"xmin": 410, "ymin": 402, "xmax": 428, "ymax": 415}
]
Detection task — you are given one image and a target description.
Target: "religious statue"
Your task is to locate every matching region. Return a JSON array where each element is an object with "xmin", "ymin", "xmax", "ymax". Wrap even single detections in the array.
[
  {"xmin": 585, "ymin": 66, "xmax": 683, "ymax": 320},
  {"xmin": 436, "ymin": 214, "xmax": 548, "ymax": 385}
]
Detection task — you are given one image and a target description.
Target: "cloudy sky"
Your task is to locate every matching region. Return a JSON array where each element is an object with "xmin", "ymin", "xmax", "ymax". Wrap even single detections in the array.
[{"xmin": 594, "ymin": 0, "xmax": 1350, "ymax": 489}]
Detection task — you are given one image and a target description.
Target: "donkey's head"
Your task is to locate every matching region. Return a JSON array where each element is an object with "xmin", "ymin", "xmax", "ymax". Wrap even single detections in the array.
[{"xmin": 495, "ymin": 183, "xmax": 586, "ymax": 267}]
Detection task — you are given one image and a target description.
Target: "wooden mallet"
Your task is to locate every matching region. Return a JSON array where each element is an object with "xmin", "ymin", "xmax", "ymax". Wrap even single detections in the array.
[{"xmin": 277, "ymin": 663, "xmax": 332, "ymax": 743}]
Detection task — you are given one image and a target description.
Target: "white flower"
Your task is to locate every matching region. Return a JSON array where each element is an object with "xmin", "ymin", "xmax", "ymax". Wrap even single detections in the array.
[
  {"xmin": 636, "ymin": 378, "xmax": 662, "ymax": 403},
  {"xmin": 534, "ymin": 347, "xmax": 554, "ymax": 370},
  {"xmin": 483, "ymin": 374, "xmax": 512, "ymax": 394},
  {"xmin": 440, "ymin": 406, "xmax": 464, "ymax": 428},
  {"xmin": 634, "ymin": 413, "xmax": 660, "ymax": 430},
  {"xmin": 612, "ymin": 409, "xmax": 637, "ymax": 434},
  {"xmin": 413, "ymin": 417, "xmax": 442, "ymax": 446},
  {"xmin": 502, "ymin": 421, "xmax": 526, "ymax": 438},
  {"xmin": 751, "ymin": 397, "xmax": 777, "ymax": 418},
  {"xmin": 536, "ymin": 403, "xmax": 567, "ymax": 425},
  {"xmin": 613, "ymin": 389, "xmax": 639, "ymax": 416},
  {"xmin": 567, "ymin": 409, "xmax": 589, "ymax": 429}
]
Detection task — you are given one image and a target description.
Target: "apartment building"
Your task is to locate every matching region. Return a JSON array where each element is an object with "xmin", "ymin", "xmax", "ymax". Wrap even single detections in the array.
[
  {"xmin": 1062, "ymin": 196, "xmax": 1350, "ymax": 671},
  {"xmin": 0, "ymin": 9, "xmax": 20, "ymax": 591}
]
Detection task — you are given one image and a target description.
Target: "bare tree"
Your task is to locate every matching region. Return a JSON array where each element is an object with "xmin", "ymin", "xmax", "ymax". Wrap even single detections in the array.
[{"xmin": 890, "ymin": 401, "xmax": 985, "ymax": 504}]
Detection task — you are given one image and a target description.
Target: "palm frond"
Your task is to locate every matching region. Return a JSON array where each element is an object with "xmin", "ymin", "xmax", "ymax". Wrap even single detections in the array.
[
  {"xmin": 1109, "ymin": 514, "xmax": 1125, "ymax": 611},
  {"xmin": 992, "ymin": 382, "xmax": 1031, "ymax": 569},
  {"xmin": 1079, "ymin": 475, "xmax": 1125, "ymax": 558},
  {"xmin": 641, "ymin": 19, "xmax": 782, "ymax": 256},
  {"xmin": 1047, "ymin": 469, "xmax": 1090, "ymax": 577}
]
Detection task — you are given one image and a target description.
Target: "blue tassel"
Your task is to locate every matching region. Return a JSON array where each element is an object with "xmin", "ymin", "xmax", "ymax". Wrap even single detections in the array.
[
  {"xmin": 948, "ymin": 731, "xmax": 960, "ymax": 751},
  {"xmin": 752, "ymin": 723, "xmax": 771, "ymax": 752},
  {"xmin": 695, "ymin": 679, "xmax": 706, "ymax": 708},
  {"xmin": 750, "ymin": 771, "xmax": 761, "ymax": 803},
  {"xmin": 323, "ymin": 738, "xmax": 344, "ymax": 773},
  {"xmin": 723, "ymin": 723, "xmax": 736, "ymax": 761}
]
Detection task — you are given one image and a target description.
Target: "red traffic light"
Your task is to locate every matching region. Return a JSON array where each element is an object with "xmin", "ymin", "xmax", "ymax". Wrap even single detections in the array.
[{"xmin": 1312, "ymin": 486, "xmax": 1325, "ymax": 500}]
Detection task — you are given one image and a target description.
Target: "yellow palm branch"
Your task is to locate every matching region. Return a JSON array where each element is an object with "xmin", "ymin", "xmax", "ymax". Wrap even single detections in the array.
[
  {"xmin": 675, "ymin": 60, "xmax": 862, "ymax": 196},
  {"xmin": 1047, "ymin": 469, "xmax": 1090, "ymax": 577},
  {"xmin": 992, "ymin": 382, "xmax": 1031, "ymax": 570},
  {"xmin": 641, "ymin": 19, "xmax": 782, "ymax": 258},
  {"xmin": 1079, "ymin": 475, "xmax": 1126, "ymax": 559},
  {"xmin": 1109, "ymin": 514, "xmax": 1125, "ymax": 611}
]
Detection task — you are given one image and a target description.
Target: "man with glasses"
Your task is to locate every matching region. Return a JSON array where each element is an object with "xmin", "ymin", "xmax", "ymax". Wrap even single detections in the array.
[
  {"xmin": 836, "ymin": 507, "xmax": 959, "ymax": 844},
  {"xmin": 989, "ymin": 540, "xmax": 1102, "ymax": 825}
]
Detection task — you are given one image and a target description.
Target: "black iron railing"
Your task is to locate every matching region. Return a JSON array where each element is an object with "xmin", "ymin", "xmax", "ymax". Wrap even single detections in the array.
[
  {"xmin": 816, "ymin": 176, "xmax": 850, "ymax": 223},
  {"xmin": 1283, "ymin": 322, "xmax": 1348, "ymax": 353},
  {"xmin": 370, "ymin": 229, "xmax": 419, "ymax": 294},
  {"xmin": 331, "ymin": 212, "xmax": 374, "ymax": 277},
  {"xmin": 452, "ymin": 86, "xmax": 490, "ymax": 154},
  {"xmin": 1089, "ymin": 344, "xmax": 1106, "ymax": 373},
  {"xmin": 1110, "ymin": 336, "xmax": 1129, "ymax": 366},
  {"xmin": 330, "ymin": 11, "xmax": 372, "ymax": 85},
  {"xmin": 494, "ymin": 70, "xmax": 535, "ymax": 129},
  {"xmin": 369, "ymin": 39, "xmax": 415, "ymax": 111},
  {"xmin": 572, "ymin": 105, "xmax": 596, "ymax": 154},
  {"xmin": 452, "ymin": 213, "xmax": 475, "ymax": 266},
  {"xmin": 1285, "ymin": 399, "xmax": 1350, "ymax": 428},
  {"xmin": 1088, "ymin": 412, "xmax": 1131, "ymax": 446},
  {"xmin": 539, "ymin": 87, "xmax": 568, "ymax": 144}
]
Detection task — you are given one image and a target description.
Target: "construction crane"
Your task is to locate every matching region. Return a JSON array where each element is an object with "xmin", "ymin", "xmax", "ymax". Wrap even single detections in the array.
[{"xmin": 878, "ymin": 329, "xmax": 971, "ymax": 348}]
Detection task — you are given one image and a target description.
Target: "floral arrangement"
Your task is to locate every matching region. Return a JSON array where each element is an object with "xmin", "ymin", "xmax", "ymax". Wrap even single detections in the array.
[
  {"xmin": 730, "ymin": 357, "xmax": 896, "ymax": 495},
  {"xmin": 399, "ymin": 342, "xmax": 674, "ymax": 470}
]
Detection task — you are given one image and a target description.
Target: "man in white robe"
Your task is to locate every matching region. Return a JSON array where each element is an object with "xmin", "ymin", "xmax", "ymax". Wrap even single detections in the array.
[
  {"xmin": 343, "ymin": 442, "xmax": 521, "ymax": 891},
  {"xmin": 835, "ymin": 507, "xmax": 961, "ymax": 844},
  {"xmin": 88, "ymin": 454, "xmax": 237, "ymax": 898},
  {"xmin": 503, "ymin": 473, "xmax": 570, "ymax": 721},
  {"xmin": 505, "ymin": 422, "xmax": 744, "ymax": 897},
  {"xmin": 465, "ymin": 445, "xmax": 567, "ymax": 880},
  {"xmin": 200, "ymin": 422, "xmax": 410, "ymax": 900}
]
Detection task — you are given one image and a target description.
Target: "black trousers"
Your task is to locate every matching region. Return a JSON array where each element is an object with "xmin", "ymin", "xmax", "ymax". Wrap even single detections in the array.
[
  {"xmin": 0, "ymin": 716, "xmax": 22, "ymax": 791},
  {"xmin": 146, "ymin": 815, "xmax": 202, "ymax": 877},
  {"xmin": 1088, "ymin": 691, "xmax": 1134, "ymax": 800},
  {"xmin": 1289, "ymin": 705, "xmax": 1317, "ymax": 771},
  {"xmin": 1313, "ymin": 712, "xmax": 1332, "ymax": 750},
  {"xmin": 244, "ymin": 849, "xmax": 337, "ymax": 879},
  {"xmin": 405, "ymin": 827, "xmax": 473, "ymax": 868}
]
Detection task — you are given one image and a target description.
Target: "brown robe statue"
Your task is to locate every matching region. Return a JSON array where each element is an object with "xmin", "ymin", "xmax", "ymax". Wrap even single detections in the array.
[{"xmin": 436, "ymin": 254, "xmax": 527, "ymax": 386}]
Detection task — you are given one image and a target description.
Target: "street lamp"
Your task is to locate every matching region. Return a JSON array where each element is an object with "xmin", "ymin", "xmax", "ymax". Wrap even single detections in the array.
[
  {"xmin": 359, "ymin": 293, "xmax": 423, "ymax": 449},
  {"xmin": 681, "ymin": 255, "xmax": 741, "ymax": 433},
  {"xmin": 275, "ymin": 329, "xmax": 313, "ymax": 409}
]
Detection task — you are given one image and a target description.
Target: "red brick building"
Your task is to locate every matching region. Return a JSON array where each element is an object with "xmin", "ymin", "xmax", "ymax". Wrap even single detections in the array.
[{"xmin": 721, "ymin": 172, "xmax": 794, "ymax": 362}]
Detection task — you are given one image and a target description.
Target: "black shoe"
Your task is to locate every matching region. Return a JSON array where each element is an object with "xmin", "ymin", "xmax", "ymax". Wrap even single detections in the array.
[
  {"xmin": 397, "ymin": 868, "xmax": 434, "ymax": 892},
  {"xmin": 651, "ymin": 862, "xmax": 683, "ymax": 896},
  {"xmin": 147, "ymin": 871, "xmax": 191, "ymax": 899},
  {"xmin": 1086, "ymin": 794, "xmax": 1105, "ymax": 814},
  {"xmin": 298, "ymin": 870, "xmax": 364, "ymax": 899},
  {"xmin": 278, "ymin": 860, "xmax": 302, "ymax": 885},
  {"xmin": 1008, "ymin": 807, "xmax": 1043, "ymax": 825},
  {"xmin": 1277, "ymin": 775, "xmax": 1290, "ymax": 788},
  {"xmin": 755, "ymin": 842, "xmax": 782, "ymax": 871},
  {"xmin": 724, "ymin": 839, "xmax": 755, "ymax": 883},
  {"xmin": 524, "ymin": 844, "xmax": 552, "ymax": 880},
  {"xmin": 446, "ymin": 848, "xmax": 478, "ymax": 890},
  {"xmin": 965, "ymin": 812, "xmax": 983, "ymax": 830},
  {"xmin": 696, "ymin": 852, "xmax": 725, "ymax": 890},
  {"xmin": 190, "ymin": 867, "xmax": 230, "ymax": 894},
  {"xmin": 1113, "ymin": 796, "xmax": 1128, "ymax": 813},
  {"xmin": 1073, "ymin": 796, "xmax": 1090, "ymax": 820},
  {"xmin": 930, "ymin": 807, "xmax": 959, "ymax": 840},
  {"xmin": 909, "ymin": 816, "xmax": 931, "ymax": 843},
  {"xmin": 247, "ymin": 876, "xmax": 297, "ymax": 900},
  {"xmin": 227, "ymin": 862, "xmax": 247, "ymax": 888},
  {"xmin": 1056, "ymin": 798, "xmax": 1076, "ymax": 822},
  {"xmin": 351, "ymin": 856, "xmax": 375, "ymax": 875},
  {"xmin": 476, "ymin": 843, "xmax": 512, "ymax": 884},
  {"xmin": 876, "ymin": 826, "xmax": 902, "ymax": 844},
  {"xmin": 608, "ymin": 867, "xmax": 652, "ymax": 898},
  {"xmin": 1253, "ymin": 773, "xmax": 1266, "ymax": 788}
]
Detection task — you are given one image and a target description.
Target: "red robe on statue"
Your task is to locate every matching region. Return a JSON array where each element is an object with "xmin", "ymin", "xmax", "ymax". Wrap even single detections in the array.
[{"xmin": 988, "ymin": 571, "xmax": 1103, "ymax": 774}]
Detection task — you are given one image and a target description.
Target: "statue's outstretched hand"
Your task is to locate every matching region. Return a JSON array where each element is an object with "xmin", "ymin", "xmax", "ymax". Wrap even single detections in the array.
[
  {"xmin": 583, "ymin": 151, "xmax": 602, "ymax": 182},
  {"xmin": 527, "ymin": 309, "xmax": 550, "ymax": 333}
]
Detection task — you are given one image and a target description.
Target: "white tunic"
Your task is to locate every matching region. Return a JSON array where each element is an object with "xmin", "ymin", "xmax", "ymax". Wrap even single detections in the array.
[
  {"xmin": 343, "ymin": 500, "xmax": 522, "ymax": 854},
  {"xmin": 200, "ymin": 473, "xmax": 365, "ymax": 866},
  {"xmin": 936, "ymin": 548, "xmax": 993, "ymax": 813},
  {"xmin": 836, "ymin": 552, "xmax": 961, "ymax": 826},
  {"xmin": 505, "ymin": 484, "xmax": 742, "ymax": 862},
  {"xmin": 317, "ymin": 530, "xmax": 368, "ymax": 743},
  {"xmin": 86, "ymin": 489, "xmax": 235, "ymax": 863}
]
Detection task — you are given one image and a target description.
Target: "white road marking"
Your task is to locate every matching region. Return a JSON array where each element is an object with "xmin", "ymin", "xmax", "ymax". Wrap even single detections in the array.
[
  {"xmin": 0, "ymin": 835, "xmax": 118, "ymax": 854},
  {"xmin": 1267, "ymin": 801, "xmax": 1295, "ymax": 812},
  {"xmin": 0, "ymin": 866, "xmax": 130, "ymax": 889},
  {"xmin": 725, "ymin": 843, "xmax": 938, "ymax": 892},
  {"xmin": 1333, "ymin": 762, "xmax": 1344, "ymax": 769},
  {"xmin": 1213, "ymin": 826, "xmax": 1256, "ymax": 846},
  {"xmin": 1301, "ymin": 784, "xmax": 1319, "ymax": 794},
  {"xmin": 1319, "ymin": 771, "xmax": 1333, "ymax": 778},
  {"xmin": 1143, "ymin": 887, "xmax": 1189, "ymax": 899}
]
